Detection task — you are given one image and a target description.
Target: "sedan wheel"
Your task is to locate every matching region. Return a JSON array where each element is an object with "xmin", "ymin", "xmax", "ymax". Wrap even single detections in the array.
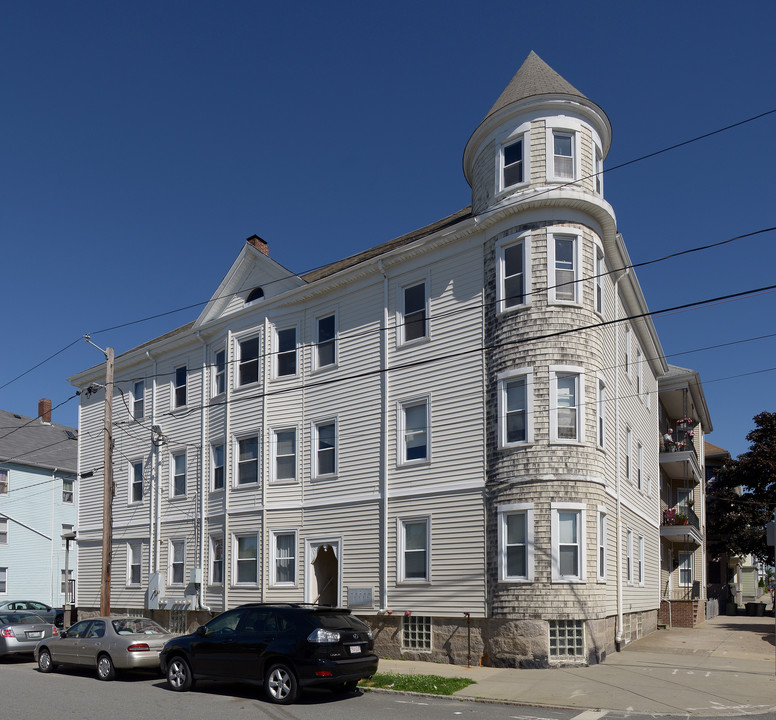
[
  {"xmin": 264, "ymin": 663, "xmax": 298, "ymax": 705},
  {"xmin": 97, "ymin": 654, "xmax": 116, "ymax": 681},
  {"xmin": 166, "ymin": 656, "xmax": 192, "ymax": 692},
  {"xmin": 38, "ymin": 648, "xmax": 55, "ymax": 673}
]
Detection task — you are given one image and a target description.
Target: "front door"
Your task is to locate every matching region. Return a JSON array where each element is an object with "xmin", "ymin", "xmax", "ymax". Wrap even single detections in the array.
[{"xmin": 307, "ymin": 540, "xmax": 340, "ymax": 606}]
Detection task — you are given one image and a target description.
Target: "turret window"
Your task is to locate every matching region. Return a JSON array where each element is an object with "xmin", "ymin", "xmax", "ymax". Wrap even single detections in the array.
[
  {"xmin": 553, "ymin": 132, "xmax": 574, "ymax": 179},
  {"xmin": 502, "ymin": 138, "xmax": 524, "ymax": 187}
]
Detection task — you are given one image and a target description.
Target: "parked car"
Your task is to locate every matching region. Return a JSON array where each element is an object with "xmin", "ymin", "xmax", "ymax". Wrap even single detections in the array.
[
  {"xmin": 0, "ymin": 601, "xmax": 64, "ymax": 628},
  {"xmin": 160, "ymin": 604, "xmax": 378, "ymax": 705},
  {"xmin": 0, "ymin": 612, "xmax": 59, "ymax": 657},
  {"xmin": 35, "ymin": 616, "xmax": 174, "ymax": 680}
]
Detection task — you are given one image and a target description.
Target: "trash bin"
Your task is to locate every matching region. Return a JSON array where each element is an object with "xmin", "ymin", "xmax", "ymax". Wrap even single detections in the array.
[
  {"xmin": 756, "ymin": 603, "xmax": 765, "ymax": 617},
  {"xmin": 745, "ymin": 602, "xmax": 756, "ymax": 616},
  {"xmin": 726, "ymin": 602, "xmax": 738, "ymax": 616}
]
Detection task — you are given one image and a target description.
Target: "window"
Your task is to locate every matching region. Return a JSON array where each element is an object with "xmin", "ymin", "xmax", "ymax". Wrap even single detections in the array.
[
  {"xmin": 127, "ymin": 542, "xmax": 142, "ymax": 586},
  {"xmin": 235, "ymin": 534, "xmax": 258, "ymax": 585},
  {"xmin": 169, "ymin": 540, "xmax": 185, "ymax": 586},
  {"xmin": 552, "ymin": 504, "xmax": 584, "ymax": 581},
  {"xmin": 214, "ymin": 349, "xmax": 226, "ymax": 396},
  {"xmin": 210, "ymin": 536, "xmax": 224, "ymax": 585},
  {"xmin": 211, "ymin": 443, "xmax": 225, "ymax": 491},
  {"xmin": 502, "ymin": 137, "xmax": 524, "ymax": 188},
  {"xmin": 550, "ymin": 235, "xmax": 579, "ymax": 303},
  {"xmin": 636, "ymin": 346, "xmax": 644, "ymax": 399},
  {"xmin": 638, "ymin": 535, "xmax": 645, "ymax": 585},
  {"xmin": 400, "ymin": 399, "xmax": 428, "ymax": 464},
  {"xmin": 597, "ymin": 377, "xmax": 606, "ymax": 449},
  {"xmin": 275, "ymin": 327, "xmax": 297, "ymax": 377},
  {"xmin": 595, "ymin": 248, "xmax": 605, "ymax": 315},
  {"xmin": 624, "ymin": 326, "xmax": 631, "ymax": 378},
  {"xmin": 314, "ymin": 421, "xmax": 336, "ymax": 477},
  {"xmin": 550, "ymin": 368, "xmax": 582, "ymax": 442},
  {"xmin": 238, "ymin": 337, "xmax": 259, "ymax": 386},
  {"xmin": 130, "ymin": 461, "xmax": 143, "ymax": 503},
  {"xmin": 246, "ymin": 286, "xmax": 264, "ymax": 303},
  {"xmin": 0, "ymin": 469, "xmax": 8, "ymax": 494},
  {"xmin": 549, "ymin": 619, "xmax": 584, "ymax": 660},
  {"xmin": 626, "ymin": 529, "xmax": 633, "ymax": 584},
  {"xmin": 133, "ymin": 380, "xmax": 145, "ymax": 419},
  {"xmin": 625, "ymin": 428, "xmax": 632, "ymax": 481},
  {"xmin": 597, "ymin": 510, "xmax": 607, "ymax": 581},
  {"xmin": 402, "ymin": 615, "xmax": 432, "ymax": 651},
  {"xmin": 637, "ymin": 443, "xmax": 643, "ymax": 490},
  {"xmin": 0, "ymin": 567, "xmax": 6, "ymax": 593},
  {"xmin": 62, "ymin": 477, "xmax": 74, "ymax": 503},
  {"xmin": 271, "ymin": 531, "xmax": 297, "ymax": 586},
  {"xmin": 402, "ymin": 281, "xmax": 427, "ymax": 343},
  {"xmin": 272, "ymin": 429, "xmax": 297, "ymax": 482},
  {"xmin": 498, "ymin": 504, "xmax": 534, "ymax": 582},
  {"xmin": 171, "ymin": 452, "xmax": 186, "ymax": 497},
  {"xmin": 236, "ymin": 436, "xmax": 259, "ymax": 485},
  {"xmin": 678, "ymin": 550, "xmax": 693, "ymax": 587},
  {"xmin": 62, "ymin": 523, "xmax": 74, "ymax": 549},
  {"xmin": 400, "ymin": 518, "xmax": 429, "ymax": 582},
  {"xmin": 594, "ymin": 144, "xmax": 603, "ymax": 195},
  {"xmin": 316, "ymin": 314, "xmax": 336, "ymax": 369},
  {"xmin": 0, "ymin": 518, "xmax": 7, "ymax": 545},
  {"xmin": 173, "ymin": 366, "xmax": 187, "ymax": 408},
  {"xmin": 496, "ymin": 235, "xmax": 530, "ymax": 313},
  {"xmin": 552, "ymin": 131, "xmax": 575, "ymax": 179},
  {"xmin": 498, "ymin": 369, "xmax": 533, "ymax": 446}
]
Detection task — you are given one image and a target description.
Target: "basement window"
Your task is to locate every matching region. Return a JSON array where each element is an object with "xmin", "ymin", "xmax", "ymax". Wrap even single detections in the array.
[
  {"xmin": 548, "ymin": 619, "xmax": 584, "ymax": 660},
  {"xmin": 402, "ymin": 615, "xmax": 432, "ymax": 651}
]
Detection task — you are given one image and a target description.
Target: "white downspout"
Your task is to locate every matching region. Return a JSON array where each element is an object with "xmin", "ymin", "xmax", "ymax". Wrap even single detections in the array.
[
  {"xmin": 378, "ymin": 260, "xmax": 389, "ymax": 612},
  {"xmin": 224, "ymin": 331, "xmax": 233, "ymax": 611},
  {"xmin": 146, "ymin": 350, "xmax": 158, "ymax": 576},
  {"xmin": 260, "ymin": 320, "xmax": 269, "ymax": 603},
  {"xmin": 195, "ymin": 332, "xmax": 211, "ymax": 612}
]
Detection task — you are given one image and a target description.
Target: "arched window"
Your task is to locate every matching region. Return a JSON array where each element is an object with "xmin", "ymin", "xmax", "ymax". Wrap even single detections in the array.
[{"xmin": 245, "ymin": 287, "xmax": 264, "ymax": 304}]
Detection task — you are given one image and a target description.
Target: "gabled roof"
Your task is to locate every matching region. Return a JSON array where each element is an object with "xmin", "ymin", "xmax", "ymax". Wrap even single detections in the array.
[{"xmin": 0, "ymin": 409, "xmax": 77, "ymax": 473}]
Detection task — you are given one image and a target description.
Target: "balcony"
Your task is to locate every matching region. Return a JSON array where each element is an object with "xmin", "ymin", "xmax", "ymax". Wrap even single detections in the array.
[
  {"xmin": 661, "ymin": 506, "xmax": 702, "ymax": 545},
  {"xmin": 659, "ymin": 422, "xmax": 701, "ymax": 484}
]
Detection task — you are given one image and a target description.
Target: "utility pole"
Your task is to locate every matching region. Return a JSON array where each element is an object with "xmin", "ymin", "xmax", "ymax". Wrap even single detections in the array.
[{"xmin": 85, "ymin": 336, "xmax": 114, "ymax": 616}]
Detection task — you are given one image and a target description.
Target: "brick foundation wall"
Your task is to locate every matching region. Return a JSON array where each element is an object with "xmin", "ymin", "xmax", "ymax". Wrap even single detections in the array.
[{"xmin": 659, "ymin": 599, "xmax": 704, "ymax": 627}]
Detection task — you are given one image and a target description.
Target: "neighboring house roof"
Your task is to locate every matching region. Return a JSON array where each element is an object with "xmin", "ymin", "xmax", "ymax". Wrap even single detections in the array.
[
  {"xmin": 0, "ymin": 409, "xmax": 77, "ymax": 473},
  {"xmin": 704, "ymin": 441, "xmax": 730, "ymax": 460}
]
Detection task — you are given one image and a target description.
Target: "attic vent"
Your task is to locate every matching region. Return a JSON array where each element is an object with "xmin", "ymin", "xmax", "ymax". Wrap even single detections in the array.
[{"xmin": 245, "ymin": 287, "xmax": 264, "ymax": 304}]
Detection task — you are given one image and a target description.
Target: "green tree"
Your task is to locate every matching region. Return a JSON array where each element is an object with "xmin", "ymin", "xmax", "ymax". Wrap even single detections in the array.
[{"xmin": 707, "ymin": 411, "xmax": 775, "ymax": 563}]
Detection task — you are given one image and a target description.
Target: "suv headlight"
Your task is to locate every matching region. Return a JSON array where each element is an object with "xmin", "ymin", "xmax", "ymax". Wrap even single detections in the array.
[{"xmin": 308, "ymin": 628, "xmax": 341, "ymax": 644}]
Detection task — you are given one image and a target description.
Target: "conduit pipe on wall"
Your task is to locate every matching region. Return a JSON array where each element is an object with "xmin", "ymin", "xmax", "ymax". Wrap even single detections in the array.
[
  {"xmin": 146, "ymin": 350, "xmax": 160, "ymax": 576},
  {"xmin": 195, "ymin": 332, "xmax": 211, "ymax": 612},
  {"xmin": 378, "ymin": 260, "xmax": 389, "ymax": 612}
]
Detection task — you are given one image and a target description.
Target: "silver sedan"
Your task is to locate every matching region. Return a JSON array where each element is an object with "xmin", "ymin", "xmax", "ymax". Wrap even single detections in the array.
[
  {"xmin": 0, "ymin": 612, "xmax": 58, "ymax": 657},
  {"xmin": 35, "ymin": 616, "xmax": 175, "ymax": 680}
]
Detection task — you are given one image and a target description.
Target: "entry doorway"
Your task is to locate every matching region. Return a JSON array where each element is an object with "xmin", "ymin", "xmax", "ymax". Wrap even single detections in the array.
[{"xmin": 306, "ymin": 539, "xmax": 341, "ymax": 606}]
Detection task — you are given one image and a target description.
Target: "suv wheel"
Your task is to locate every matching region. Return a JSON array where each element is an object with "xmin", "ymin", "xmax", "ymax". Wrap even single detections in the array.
[
  {"xmin": 264, "ymin": 662, "xmax": 298, "ymax": 704},
  {"xmin": 166, "ymin": 656, "xmax": 193, "ymax": 692}
]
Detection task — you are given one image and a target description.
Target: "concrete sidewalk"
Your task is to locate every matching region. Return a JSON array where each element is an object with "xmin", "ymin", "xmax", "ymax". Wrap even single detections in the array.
[{"xmin": 377, "ymin": 607, "xmax": 776, "ymax": 717}]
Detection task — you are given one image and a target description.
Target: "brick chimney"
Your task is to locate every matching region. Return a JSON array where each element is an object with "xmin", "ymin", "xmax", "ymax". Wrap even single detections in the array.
[
  {"xmin": 39, "ymin": 398, "xmax": 52, "ymax": 423},
  {"xmin": 246, "ymin": 234, "xmax": 269, "ymax": 256}
]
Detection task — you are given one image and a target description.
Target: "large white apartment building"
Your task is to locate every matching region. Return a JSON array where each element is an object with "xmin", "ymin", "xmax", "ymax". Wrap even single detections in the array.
[{"xmin": 69, "ymin": 52, "xmax": 710, "ymax": 666}]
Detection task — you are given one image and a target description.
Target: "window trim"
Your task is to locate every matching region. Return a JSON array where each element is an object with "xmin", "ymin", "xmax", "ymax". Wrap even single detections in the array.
[
  {"xmin": 545, "ymin": 122, "xmax": 581, "ymax": 182},
  {"xmin": 625, "ymin": 427, "xmax": 632, "ymax": 482},
  {"xmin": 548, "ymin": 232, "xmax": 581, "ymax": 305},
  {"xmin": 313, "ymin": 312, "xmax": 338, "ymax": 371},
  {"xmin": 398, "ymin": 397, "xmax": 430, "ymax": 466},
  {"xmin": 168, "ymin": 538, "xmax": 186, "ymax": 587},
  {"xmin": 549, "ymin": 366, "xmax": 584, "ymax": 444},
  {"xmin": 273, "ymin": 324, "xmax": 298, "ymax": 379},
  {"xmin": 170, "ymin": 450, "xmax": 187, "ymax": 498},
  {"xmin": 594, "ymin": 245, "xmax": 605, "ymax": 317},
  {"xmin": 498, "ymin": 503, "xmax": 534, "ymax": 582},
  {"xmin": 399, "ymin": 278, "xmax": 429, "ymax": 346},
  {"xmin": 129, "ymin": 459, "xmax": 144, "ymax": 504},
  {"xmin": 209, "ymin": 535, "xmax": 224, "ymax": 586},
  {"xmin": 626, "ymin": 528, "xmax": 634, "ymax": 585},
  {"xmin": 551, "ymin": 503, "xmax": 586, "ymax": 582},
  {"xmin": 234, "ymin": 433, "xmax": 260, "ymax": 487},
  {"xmin": 236, "ymin": 335, "xmax": 260, "ymax": 388},
  {"xmin": 398, "ymin": 516, "xmax": 430, "ymax": 584},
  {"xmin": 0, "ymin": 468, "xmax": 7, "ymax": 495},
  {"xmin": 271, "ymin": 427, "xmax": 298, "ymax": 484},
  {"xmin": 233, "ymin": 533, "xmax": 259, "ymax": 587},
  {"xmin": 495, "ymin": 233, "xmax": 531, "ymax": 314},
  {"xmin": 0, "ymin": 517, "xmax": 8, "ymax": 546},
  {"xmin": 213, "ymin": 348, "xmax": 226, "ymax": 397},
  {"xmin": 62, "ymin": 476, "xmax": 74, "ymax": 504},
  {"xmin": 211, "ymin": 442, "xmax": 225, "ymax": 492},
  {"xmin": 638, "ymin": 534, "xmax": 645, "ymax": 586},
  {"xmin": 597, "ymin": 507, "xmax": 607, "ymax": 582},
  {"xmin": 270, "ymin": 530, "xmax": 298, "ymax": 587},
  {"xmin": 0, "ymin": 567, "xmax": 8, "ymax": 594},
  {"xmin": 127, "ymin": 541, "xmax": 142, "ymax": 587},
  {"xmin": 594, "ymin": 143, "xmax": 604, "ymax": 195},
  {"xmin": 312, "ymin": 418, "xmax": 337, "ymax": 479},
  {"xmin": 596, "ymin": 375, "xmax": 606, "ymax": 450},
  {"xmin": 173, "ymin": 365, "xmax": 187, "ymax": 409},
  {"xmin": 678, "ymin": 550, "xmax": 693, "ymax": 587},
  {"xmin": 132, "ymin": 379, "xmax": 145, "ymax": 420},
  {"xmin": 497, "ymin": 368, "xmax": 534, "ymax": 447}
]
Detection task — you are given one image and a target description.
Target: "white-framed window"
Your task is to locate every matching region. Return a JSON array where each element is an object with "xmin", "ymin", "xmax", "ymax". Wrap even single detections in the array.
[
  {"xmin": 501, "ymin": 135, "xmax": 526, "ymax": 189},
  {"xmin": 211, "ymin": 443, "xmax": 225, "ymax": 491},
  {"xmin": 235, "ymin": 435, "xmax": 259, "ymax": 486},
  {"xmin": 498, "ymin": 503, "xmax": 534, "ymax": 582},
  {"xmin": 624, "ymin": 325, "xmax": 631, "ymax": 379},
  {"xmin": 0, "ymin": 469, "xmax": 7, "ymax": 494},
  {"xmin": 636, "ymin": 442, "xmax": 643, "ymax": 491},
  {"xmin": 549, "ymin": 367, "xmax": 583, "ymax": 443},
  {"xmin": 272, "ymin": 428, "xmax": 297, "ymax": 482},
  {"xmin": 638, "ymin": 535, "xmax": 645, "ymax": 585},
  {"xmin": 313, "ymin": 420, "xmax": 337, "ymax": 478},
  {"xmin": 625, "ymin": 427, "xmax": 632, "ymax": 481},
  {"xmin": 498, "ymin": 368, "xmax": 533, "ymax": 446},
  {"xmin": 315, "ymin": 313, "xmax": 337, "ymax": 369},
  {"xmin": 61, "ymin": 524, "xmax": 73, "ymax": 548},
  {"xmin": 596, "ymin": 376, "xmax": 606, "ymax": 449},
  {"xmin": 677, "ymin": 487, "xmax": 693, "ymax": 510},
  {"xmin": 233, "ymin": 534, "xmax": 258, "ymax": 585},
  {"xmin": 551, "ymin": 503, "xmax": 585, "ymax": 582},
  {"xmin": 173, "ymin": 366, "xmax": 187, "ymax": 408},
  {"xmin": 496, "ymin": 234, "xmax": 530, "ymax": 313},
  {"xmin": 130, "ymin": 460, "xmax": 143, "ymax": 503},
  {"xmin": 636, "ymin": 346, "xmax": 643, "ymax": 398},
  {"xmin": 127, "ymin": 541, "xmax": 142, "ymax": 586},
  {"xmin": 399, "ymin": 517, "xmax": 429, "ymax": 582},
  {"xmin": 62, "ymin": 477, "xmax": 74, "ymax": 503},
  {"xmin": 594, "ymin": 144, "xmax": 603, "ymax": 195},
  {"xmin": 678, "ymin": 550, "xmax": 693, "ymax": 587},
  {"xmin": 270, "ymin": 530, "xmax": 297, "ymax": 586},
  {"xmin": 213, "ymin": 348, "xmax": 226, "ymax": 396},
  {"xmin": 0, "ymin": 568, "xmax": 7, "ymax": 594},
  {"xmin": 169, "ymin": 539, "xmax": 185, "ymax": 586},
  {"xmin": 548, "ymin": 234, "xmax": 580, "ymax": 304},
  {"xmin": 171, "ymin": 451, "xmax": 186, "ymax": 497},
  {"xmin": 275, "ymin": 326, "xmax": 297, "ymax": 378},
  {"xmin": 626, "ymin": 528, "xmax": 633, "ymax": 584},
  {"xmin": 399, "ymin": 398, "xmax": 429, "ymax": 464},
  {"xmin": 401, "ymin": 280, "xmax": 428, "ymax": 344},
  {"xmin": 597, "ymin": 508, "xmax": 607, "ymax": 582},
  {"xmin": 209, "ymin": 535, "xmax": 224, "ymax": 585},
  {"xmin": 133, "ymin": 379, "xmax": 145, "ymax": 419},
  {"xmin": 549, "ymin": 129, "xmax": 577, "ymax": 181},
  {"xmin": 237, "ymin": 336, "xmax": 260, "ymax": 387},
  {"xmin": 0, "ymin": 518, "xmax": 7, "ymax": 545},
  {"xmin": 594, "ymin": 247, "xmax": 605, "ymax": 316}
]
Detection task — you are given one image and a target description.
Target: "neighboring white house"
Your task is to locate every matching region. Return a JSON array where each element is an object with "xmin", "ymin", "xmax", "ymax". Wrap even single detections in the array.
[
  {"xmin": 0, "ymin": 400, "xmax": 78, "ymax": 608},
  {"xmin": 69, "ymin": 52, "xmax": 711, "ymax": 666}
]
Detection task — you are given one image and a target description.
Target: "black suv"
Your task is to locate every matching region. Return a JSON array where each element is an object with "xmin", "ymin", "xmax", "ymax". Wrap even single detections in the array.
[{"xmin": 159, "ymin": 604, "xmax": 377, "ymax": 704}]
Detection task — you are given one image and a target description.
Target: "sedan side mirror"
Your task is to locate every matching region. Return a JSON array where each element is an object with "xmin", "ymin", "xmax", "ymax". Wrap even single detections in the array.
[{"xmin": 59, "ymin": 631, "xmax": 68, "ymax": 638}]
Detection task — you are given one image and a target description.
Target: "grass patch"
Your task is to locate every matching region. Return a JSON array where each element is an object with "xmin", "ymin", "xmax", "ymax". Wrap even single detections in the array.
[{"xmin": 360, "ymin": 672, "xmax": 475, "ymax": 695}]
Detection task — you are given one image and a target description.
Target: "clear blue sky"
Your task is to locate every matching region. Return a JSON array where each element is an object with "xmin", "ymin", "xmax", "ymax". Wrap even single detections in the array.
[{"xmin": 1, "ymin": 1, "xmax": 774, "ymax": 460}]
